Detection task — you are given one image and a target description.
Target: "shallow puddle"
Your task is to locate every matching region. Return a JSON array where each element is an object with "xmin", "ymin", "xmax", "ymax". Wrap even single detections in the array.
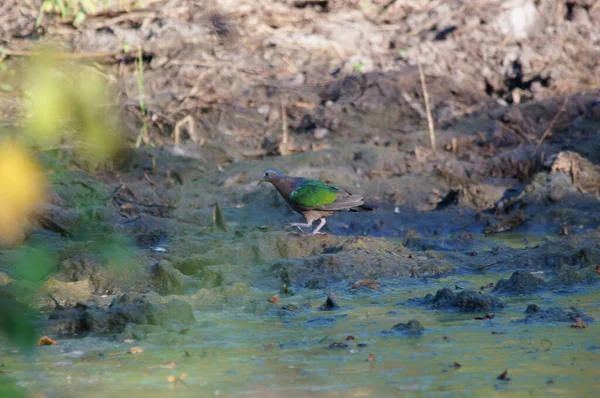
[{"xmin": 2, "ymin": 271, "xmax": 597, "ymax": 398}]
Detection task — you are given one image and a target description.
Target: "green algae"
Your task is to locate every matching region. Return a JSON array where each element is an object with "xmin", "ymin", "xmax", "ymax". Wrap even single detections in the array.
[{"xmin": 1, "ymin": 272, "xmax": 597, "ymax": 398}]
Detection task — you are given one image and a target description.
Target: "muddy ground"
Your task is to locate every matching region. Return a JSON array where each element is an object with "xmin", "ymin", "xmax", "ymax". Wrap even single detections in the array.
[{"xmin": 0, "ymin": 0, "xmax": 599, "ymax": 390}]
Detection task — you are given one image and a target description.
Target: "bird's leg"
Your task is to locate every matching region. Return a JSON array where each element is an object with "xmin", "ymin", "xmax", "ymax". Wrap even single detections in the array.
[
  {"xmin": 308, "ymin": 218, "xmax": 327, "ymax": 236},
  {"xmin": 284, "ymin": 221, "xmax": 313, "ymax": 232}
]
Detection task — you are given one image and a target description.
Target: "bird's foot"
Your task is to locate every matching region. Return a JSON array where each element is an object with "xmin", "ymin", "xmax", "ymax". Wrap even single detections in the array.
[
  {"xmin": 305, "ymin": 218, "xmax": 327, "ymax": 236},
  {"xmin": 304, "ymin": 231, "xmax": 326, "ymax": 237}
]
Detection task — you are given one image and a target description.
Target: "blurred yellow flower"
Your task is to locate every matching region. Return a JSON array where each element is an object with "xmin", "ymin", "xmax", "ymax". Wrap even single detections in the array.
[{"xmin": 0, "ymin": 142, "xmax": 45, "ymax": 246}]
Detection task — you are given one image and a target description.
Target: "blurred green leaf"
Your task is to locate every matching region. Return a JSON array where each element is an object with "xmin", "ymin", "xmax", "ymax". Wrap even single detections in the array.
[
  {"xmin": 10, "ymin": 246, "xmax": 56, "ymax": 282},
  {"xmin": 23, "ymin": 45, "xmax": 122, "ymax": 169},
  {"xmin": 73, "ymin": 9, "xmax": 87, "ymax": 26},
  {"xmin": 0, "ymin": 299, "xmax": 37, "ymax": 352},
  {"xmin": 0, "ymin": 374, "xmax": 28, "ymax": 398},
  {"xmin": 25, "ymin": 52, "xmax": 70, "ymax": 146}
]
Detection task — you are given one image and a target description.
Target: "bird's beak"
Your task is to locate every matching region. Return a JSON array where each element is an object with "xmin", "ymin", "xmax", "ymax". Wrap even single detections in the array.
[{"xmin": 257, "ymin": 179, "xmax": 263, "ymax": 187}]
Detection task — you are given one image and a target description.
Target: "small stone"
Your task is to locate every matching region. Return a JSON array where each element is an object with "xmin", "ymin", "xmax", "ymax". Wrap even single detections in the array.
[
  {"xmin": 429, "ymin": 287, "xmax": 505, "ymax": 312},
  {"xmin": 515, "ymin": 305, "xmax": 594, "ymax": 324},
  {"xmin": 391, "ymin": 319, "xmax": 425, "ymax": 336},
  {"xmin": 313, "ymin": 128, "xmax": 329, "ymax": 140},
  {"xmin": 493, "ymin": 271, "xmax": 546, "ymax": 294},
  {"xmin": 257, "ymin": 104, "xmax": 270, "ymax": 116},
  {"xmin": 318, "ymin": 296, "xmax": 339, "ymax": 311}
]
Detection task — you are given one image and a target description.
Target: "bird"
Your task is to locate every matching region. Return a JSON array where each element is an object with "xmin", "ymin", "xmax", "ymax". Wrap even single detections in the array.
[{"xmin": 258, "ymin": 168, "xmax": 375, "ymax": 236}]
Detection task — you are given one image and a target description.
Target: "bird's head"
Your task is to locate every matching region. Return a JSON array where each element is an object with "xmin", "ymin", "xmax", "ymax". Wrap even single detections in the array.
[{"xmin": 258, "ymin": 168, "xmax": 284, "ymax": 186}]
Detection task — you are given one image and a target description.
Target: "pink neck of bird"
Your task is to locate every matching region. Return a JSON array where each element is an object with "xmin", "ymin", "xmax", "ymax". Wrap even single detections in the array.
[{"xmin": 270, "ymin": 176, "xmax": 293, "ymax": 196}]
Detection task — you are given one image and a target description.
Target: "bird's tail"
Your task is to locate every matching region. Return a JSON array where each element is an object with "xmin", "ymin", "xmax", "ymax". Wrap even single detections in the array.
[{"xmin": 351, "ymin": 202, "xmax": 376, "ymax": 212}]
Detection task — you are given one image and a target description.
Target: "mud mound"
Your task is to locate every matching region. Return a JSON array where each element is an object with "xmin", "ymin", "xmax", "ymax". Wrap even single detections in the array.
[{"xmin": 408, "ymin": 287, "xmax": 506, "ymax": 313}]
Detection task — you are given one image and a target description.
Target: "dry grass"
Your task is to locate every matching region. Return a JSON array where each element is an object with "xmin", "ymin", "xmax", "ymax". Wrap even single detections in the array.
[{"xmin": 417, "ymin": 55, "xmax": 436, "ymax": 153}]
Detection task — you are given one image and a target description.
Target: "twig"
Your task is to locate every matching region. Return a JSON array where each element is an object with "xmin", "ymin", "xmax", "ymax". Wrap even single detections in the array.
[
  {"xmin": 281, "ymin": 101, "xmax": 288, "ymax": 146},
  {"xmin": 281, "ymin": 56, "xmax": 298, "ymax": 74},
  {"xmin": 417, "ymin": 55, "xmax": 436, "ymax": 153},
  {"xmin": 174, "ymin": 115, "xmax": 199, "ymax": 145},
  {"xmin": 404, "ymin": 3, "xmax": 464, "ymax": 37},
  {"xmin": 135, "ymin": 45, "xmax": 149, "ymax": 148},
  {"xmin": 378, "ymin": 0, "xmax": 398, "ymax": 15},
  {"xmin": 497, "ymin": 121, "xmax": 535, "ymax": 142},
  {"xmin": 216, "ymin": 109, "xmax": 225, "ymax": 129},
  {"xmin": 86, "ymin": 11, "xmax": 157, "ymax": 29},
  {"xmin": 48, "ymin": 294, "xmax": 64, "ymax": 310},
  {"xmin": 0, "ymin": 48, "xmax": 137, "ymax": 61},
  {"xmin": 530, "ymin": 98, "xmax": 569, "ymax": 160},
  {"xmin": 168, "ymin": 59, "xmax": 265, "ymax": 76},
  {"xmin": 294, "ymin": 101, "xmax": 316, "ymax": 110},
  {"xmin": 105, "ymin": 184, "xmax": 124, "ymax": 201},
  {"xmin": 280, "ymin": 100, "xmax": 291, "ymax": 155},
  {"xmin": 143, "ymin": 173, "xmax": 169, "ymax": 207}
]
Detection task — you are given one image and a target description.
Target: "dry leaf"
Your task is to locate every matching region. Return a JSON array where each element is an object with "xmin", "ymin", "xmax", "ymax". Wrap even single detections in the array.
[
  {"xmin": 367, "ymin": 353, "xmax": 375, "ymax": 362},
  {"xmin": 570, "ymin": 318, "xmax": 586, "ymax": 329},
  {"xmin": 167, "ymin": 373, "xmax": 186, "ymax": 383},
  {"xmin": 37, "ymin": 336, "xmax": 56, "ymax": 346},
  {"xmin": 267, "ymin": 294, "xmax": 280, "ymax": 306},
  {"xmin": 352, "ymin": 279, "xmax": 380, "ymax": 290},
  {"xmin": 128, "ymin": 346, "xmax": 144, "ymax": 354}
]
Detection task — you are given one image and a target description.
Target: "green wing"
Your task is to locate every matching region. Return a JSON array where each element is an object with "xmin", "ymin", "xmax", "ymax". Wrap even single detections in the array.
[{"xmin": 289, "ymin": 179, "xmax": 339, "ymax": 208}]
